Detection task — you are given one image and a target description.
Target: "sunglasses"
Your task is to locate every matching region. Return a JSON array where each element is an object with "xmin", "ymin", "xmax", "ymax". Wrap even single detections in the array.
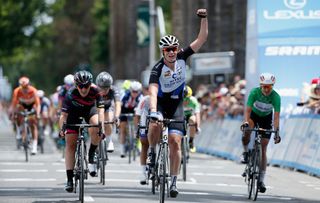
[
  {"xmin": 77, "ymin": 83, "xmax": 91, "ymax": 89},
  {"xmin": 163, "ymin": 47, "xmax": 178, "ymax": 52},
  {"xmin": 131, "ymin": 90, "xmax": 139, "ymax": 94},
  {"xmin": 261, "ymin": 84, "xmax": 273, "ymax": 89}
]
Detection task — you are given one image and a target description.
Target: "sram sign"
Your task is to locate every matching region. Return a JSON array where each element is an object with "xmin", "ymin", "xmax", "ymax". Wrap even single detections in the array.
[
  {"xmin": 263, "ymin": 0, "xmax": 320, "ymax": 20},
  {"xmin": 265, "ymin": 46, "xmax": 320, "ymax": 56}
]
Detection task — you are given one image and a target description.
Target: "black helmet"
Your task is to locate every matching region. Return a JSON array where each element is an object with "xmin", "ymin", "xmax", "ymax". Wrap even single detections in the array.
[
  {"xmin": 74, "ymin": 70, "xmax": 93, "ymax": 86},
  {"xmin": 96, "ymin": 71, "xmax": 113, "ymax": 88}
]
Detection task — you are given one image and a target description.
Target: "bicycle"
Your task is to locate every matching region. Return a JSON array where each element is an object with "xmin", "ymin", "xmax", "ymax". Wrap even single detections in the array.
[
  {"xmin": 64, "ymin": 119, "xmax": 102, "ymax": 203},
  {"xmin": 241, "ymin": 126, "xmax": 277, "ymax": 201},
  {"xmin": 121, "ymin": 113, "xmax": 138, "ymax": 164},
  {"xmin": 147, "ymin": 116, "xmax": 185, "ymax": 203},
  {"xmin": 180, "ymin": 119, "xmax": 195, "ymax": 182},
  {"xmin": 17, "ymin": 109, "xmax": 36, "ymax": 162},
  {"xmin": 96, "ymin": 120, "xmax": 115, "ymax": 185}
]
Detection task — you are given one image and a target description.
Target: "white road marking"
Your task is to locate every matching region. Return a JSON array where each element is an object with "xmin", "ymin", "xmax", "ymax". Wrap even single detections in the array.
[
  {"xmin": 0, "ymin": 188, "xmax": 53, "ymax": 191},
  {"xmin": 0, "ymin": 169, "xmax": 48, "ymax": 172},
  {"xmin": 0, "ymin": 162, "xmax": 44, "ymax": 166},
  {"xmin": 180, "ymin": 191, "xmax": 210, "ymax": 195},
  {"xmin": 192, "ymin": 172, "xmax": 241, "ymax": 178},
  {"xmin": 0, "ymin": 178, "xmax": 56, "ymax": 182},
  {"xmin": 84, "ymin": 196, "xmax": 95, "ymax": 202},
  {"xmin": 189, "ymin": 178, "xmax": 197, "ymax": 183},
  {"xmin": 188, "ymin": 165, "xmax": 224, "ymax": 169}
]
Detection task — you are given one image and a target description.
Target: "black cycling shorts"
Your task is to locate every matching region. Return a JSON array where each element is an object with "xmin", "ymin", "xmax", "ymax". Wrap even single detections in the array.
[
  {"xmin": 250, "ymin": 111, "xmax": 273, "ymax": 139},
  {"xmin": 66, "ymin": 106, "xmax": 98, "ymax": 134},
  {"xmin": 157, "ymin": 100, "xmax": 185, "ymax": 136}
]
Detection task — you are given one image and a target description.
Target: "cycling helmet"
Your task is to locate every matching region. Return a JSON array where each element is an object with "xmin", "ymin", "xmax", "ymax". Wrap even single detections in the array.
[
  {"xmin": 96, "ymin": 71, "xmax": 113, "ymax": 88},
  {"xmin": 184, "ymin": 85, "xmax": 193, "ymax": 98},
  {"xmin": 19, "ymin": 76, "xmax": 30, "ymax": 87},
  {"xmin": 122, "ymin": 80, "xmax": 131, "ymax": 90},
  {"xmin": 64, "ymin": 74, "xmax": 74, "ymax": 85},
  {"xmin": 259, "ymin": 73, "xmax": 276, "ymax": 85},
  {"xmin": 159, "ymin": 35, "xmax": 179, "ymax": 49},
  {"xmin": 37, "ymin": 90, "xmax": 45, "ymax": 98},
  {"xmin": 130, "ymin": 81, "xmax": 142, "ymax": 92},
  {"xmin": 74, "ymin": 70, "xmax": 93, "ymax": 86},
  {"xmin": 310, "ymin": 78, "xmax": 320, "ymax": 99}
]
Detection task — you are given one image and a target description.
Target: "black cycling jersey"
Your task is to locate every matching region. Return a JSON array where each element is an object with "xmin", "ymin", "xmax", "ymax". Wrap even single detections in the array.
[
  {"xmin": 101, "ymin": 86, "xmax": 120, "ymax": 110},
  {"xmin": 61, "ymin": 85, "xmax": 104, "ymax": 114}
]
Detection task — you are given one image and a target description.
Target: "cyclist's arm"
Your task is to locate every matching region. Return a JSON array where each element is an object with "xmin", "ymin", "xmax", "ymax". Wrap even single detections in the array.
[
  {"xmin": 114, "ymin": 101, "xmax": 121, "ymax": 118},
  {"xmin": 195, "ymin": 112, "xmax": 201, "ymax": 128},
  {"xmin": 59, "ymin": 112, "xmax": 68, "ymax": 130},
  {"xmin": 244, "ymin": 106, "xmax": 252, "ymax": 123},
  {"xmin": 190, "ymin": 9, "xmax": 208, "ymax": 52},
  {"xmin": 273, "ymin": 111, "xmax": 280, "ymax": 131},
  {"xmin": 149, "ymin": 83, "xmax": 158, "ymax": 113},
  {"xmin": 98, "ymin": 107, "xmax": 105, "ymax": 133}
]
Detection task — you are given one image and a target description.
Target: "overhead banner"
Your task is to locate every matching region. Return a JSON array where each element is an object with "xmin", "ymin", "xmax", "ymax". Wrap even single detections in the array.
[{"xmin": 246, "ymin": 0, "xmax": 320, "ymax": 114}]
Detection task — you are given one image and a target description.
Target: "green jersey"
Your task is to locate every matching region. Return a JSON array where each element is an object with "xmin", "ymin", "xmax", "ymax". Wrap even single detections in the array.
[
  {"xmin": 183, "ymin": 96, "xmax": 200, "ymax": 117},
  {"xmin": 247, "ymin": 87, "xmax": 281, "ymax": 117}
]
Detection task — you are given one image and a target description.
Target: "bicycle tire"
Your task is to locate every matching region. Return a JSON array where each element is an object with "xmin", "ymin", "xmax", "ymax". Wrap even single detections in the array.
[
  {"xmin": 128, "ymin": 136, "xmax": 132, "ymax": 164},
  {"xmin": 100, "ymin": 140, "xmax": 106, "ymax": 185},
  {"xmin": 251, "ymin": 146, "xmax": 261, "ymax": 201},
  {"xmin": 247, "ymin": 150, "xmax": 253, "ymax": 199},
  {"xmin": 24, "ymin": 125, "xmax": 30, "ymax": 162},
  {"xmin": 159, "ymin": 143, "xmax": 168, "ymax": 203},
  {"xmin": 79, "ymin": 139, "xmax": 85, "ymax": 203},
  {"xmin": 181, "ymin": 137, "xmax": 187, "ymax": 181}
]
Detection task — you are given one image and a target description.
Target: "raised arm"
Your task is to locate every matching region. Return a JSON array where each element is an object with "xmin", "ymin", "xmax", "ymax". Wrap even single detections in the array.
[{"xmin": 190, "ymin": 9, "xmax": 208, "ymax": 53}]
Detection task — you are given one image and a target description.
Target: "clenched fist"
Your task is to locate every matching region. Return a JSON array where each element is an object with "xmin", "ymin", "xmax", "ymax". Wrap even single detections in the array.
[{"xmin": 197, "ymin": 9, "xmax": 207, "ymax": 18}]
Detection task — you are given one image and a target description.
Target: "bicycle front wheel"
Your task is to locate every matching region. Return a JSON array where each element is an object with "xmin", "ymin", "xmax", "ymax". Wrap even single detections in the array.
[
  {"xmin": 159, "ymin": 143, "xmax": 168, "ymax": 203},
  {"xmin": 79, "ymin": 139, "xmax": 85, "ymax": 203},
  {"xmin": 100, "ymin": 140, "xmax": 106, "ymax": 185},
  {"xmin": 251, "ymin": 147, "xmax": 261, "ymax": 201}
]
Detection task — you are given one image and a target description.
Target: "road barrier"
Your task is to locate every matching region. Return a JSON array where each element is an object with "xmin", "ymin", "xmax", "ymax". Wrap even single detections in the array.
[{"xmin": 195, "ymin": 115, "xmax": 320, "ymax": 177}]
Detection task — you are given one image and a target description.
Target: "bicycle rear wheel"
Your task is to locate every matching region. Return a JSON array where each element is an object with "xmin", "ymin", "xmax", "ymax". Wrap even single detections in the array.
[
  {"xmin": 159, "ymin": 143, "xmax": 168, "ymax": 203},
  {"xmin": 181, "ymin": 136, "xmax": 187, "ymax": 181},
  {"xmin": 24, "ymin": 126, "xmax": 31, "ymax": 162},
  {"xmin": 79, "ymin": 139, "xmax": 85, "ymax": 203},
  {"xmin": 251, "ymin": 147, "xmax": 261, "ymax": 201}
]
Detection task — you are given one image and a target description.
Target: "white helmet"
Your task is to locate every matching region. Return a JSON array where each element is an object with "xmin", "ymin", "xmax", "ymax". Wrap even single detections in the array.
[
  {"xmin": 37, "ymin": 90, "xmax": 45, "ymax": 98},
  {"xmin": 130, "ymin": 81, "xmax": 142, "ymax": 92},
  {"xmin": 259, "ymin": 73, "xmax": 276, "ymax": 85},
  {"xmin": 159, "ymin": 35, "xmax": 179, "ymax": 49},
  {"xmin": 64, "ymin": 74, "xmax": 74, "ymax": 85}
]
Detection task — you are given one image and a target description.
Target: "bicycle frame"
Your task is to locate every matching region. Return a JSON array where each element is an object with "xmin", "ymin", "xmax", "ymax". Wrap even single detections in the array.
[{"xmin": 17, "ymin": 109, "xmax": 36, "ymax": 162}]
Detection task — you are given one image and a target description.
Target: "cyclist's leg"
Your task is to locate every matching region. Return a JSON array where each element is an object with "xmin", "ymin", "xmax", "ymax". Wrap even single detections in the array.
[
  {"xmin": 257, "ymin": 113, "xmax": 273, "ymax": 192},
  {"xmin": 104, "ymin": 110, "xmax": 114, "ymax": 152},
  {"xmin": 146, "ymin": 120, "xmax": 160, "ymax": 166},
  {"xmin": 119, "ymin": 118, "xmax": 127, "ymax": 157},
  {"xmin": 65, "ymin": 131, "xmax": 77, "ymax": 192},
  {"xmin": 241, "ymin": 112, "xmax": 255, "ymax": 163},
  {"xmin": 88, "ymin": 111, "xmax": 101, "ymax": 176},
  {"xmin": 188, "ymin": 115, "xmax": 197, "ymax": 150},
  {"xmin": 139, "ymin": 114, "xmax": 149, "ymax": 184}
]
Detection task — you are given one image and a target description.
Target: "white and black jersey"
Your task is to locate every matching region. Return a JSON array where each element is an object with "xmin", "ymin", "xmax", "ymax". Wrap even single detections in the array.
[{"xmin": 149, "ymin": 46, "xmax": 194, "ymax": 118}]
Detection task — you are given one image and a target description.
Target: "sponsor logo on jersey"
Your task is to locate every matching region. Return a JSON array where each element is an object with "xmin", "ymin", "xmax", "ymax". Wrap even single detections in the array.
[{"xmin": 164, "ymin": 71, "xmax": 171, "ymax": 78}]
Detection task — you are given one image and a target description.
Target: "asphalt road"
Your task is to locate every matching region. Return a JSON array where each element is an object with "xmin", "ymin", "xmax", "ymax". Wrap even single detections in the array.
[{"xmin": 0, "ymin": 118, "xmax": 319, "ymax": 203}]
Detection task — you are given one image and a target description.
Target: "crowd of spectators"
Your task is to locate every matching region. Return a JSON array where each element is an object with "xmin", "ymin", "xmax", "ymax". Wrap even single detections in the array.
[{"xmin": 195, "ymin": 75, "xmax": 246, "ymax": 121}]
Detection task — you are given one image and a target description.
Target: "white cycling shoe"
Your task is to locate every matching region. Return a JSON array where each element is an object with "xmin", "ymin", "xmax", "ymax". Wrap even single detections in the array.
[
  {"xmin": 107, "ymin": 140, "xmax": 114, "ymax": 153},
  {"xmin": 88, "ymin": 163, "xmax": 97, "ymax": 177}
]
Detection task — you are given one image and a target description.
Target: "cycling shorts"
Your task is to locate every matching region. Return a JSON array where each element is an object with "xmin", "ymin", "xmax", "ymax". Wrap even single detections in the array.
[
  {"xmin": 65, "ymin": 106, "xmax": 98, "ymax": 134},
  {"xmin": 250, "ymin": 111, "xmax": 272, "ymax": 139}
]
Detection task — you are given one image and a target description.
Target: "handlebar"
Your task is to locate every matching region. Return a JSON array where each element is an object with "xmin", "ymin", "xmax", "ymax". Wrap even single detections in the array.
[
  {"xmin": 17, "ymin": 109, "xmax": 36, "ymax": 117},
  {"xmin": 242, "ymin": 127, "xmax": 278, "ymax": 134},
  {"xmin": 120, "ymin": 113, "xmax": 135, "ymax": 117}
]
